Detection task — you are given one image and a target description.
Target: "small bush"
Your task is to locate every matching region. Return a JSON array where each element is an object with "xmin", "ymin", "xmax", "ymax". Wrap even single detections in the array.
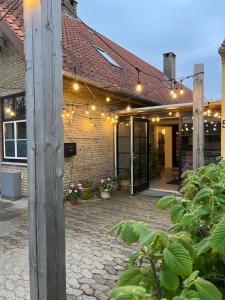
[{"xmin": 108, "ymin": 159, "xmax": 225, "ymax": 299}]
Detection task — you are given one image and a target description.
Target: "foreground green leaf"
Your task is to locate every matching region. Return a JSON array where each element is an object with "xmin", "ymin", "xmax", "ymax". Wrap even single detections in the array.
[
  {"xmin": 163, "ymin": 242, "xmax": 193, "ymax": 276},
  {"xmin": 194, "ymin": 277, "xmax": 222, "ymax": 300},
  {"xmin": 209, "ymin": 218, "xmax": 225, "ymax": 255},
  {"xmin": 118, "ymin": 267, "xmax": 142, "ymax": 287},
  {"xmin": 156, "ymin": 196, "xmax": 176, "ymax": 209},
  {"xmin": 159, "ymin": 267, "xmax": 180, "ymax": 291}
]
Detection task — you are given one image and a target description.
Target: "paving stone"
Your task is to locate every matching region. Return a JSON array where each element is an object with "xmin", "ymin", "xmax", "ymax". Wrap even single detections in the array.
[{"xmin": 0, "ymin": 194, "xmax": 169, "ymax": 299}]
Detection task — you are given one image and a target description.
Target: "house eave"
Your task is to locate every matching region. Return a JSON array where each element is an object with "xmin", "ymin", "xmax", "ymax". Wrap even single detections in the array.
[{"xmin": 63, "ymin": 70, "xmax": 157, "ymax": 106}]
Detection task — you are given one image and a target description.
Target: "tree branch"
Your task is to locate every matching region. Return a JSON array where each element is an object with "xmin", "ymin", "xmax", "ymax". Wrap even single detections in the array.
[{"xmin": 148, "ymin": 255, "xmax": 163, "ymax": 300}]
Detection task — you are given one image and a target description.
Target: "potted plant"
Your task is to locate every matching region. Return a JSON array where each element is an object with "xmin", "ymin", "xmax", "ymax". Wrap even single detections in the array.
[
  {"xmin": 99, "ymin": 178, "xmax": 112, "ymax": 200},
  {"xmin": 118, "ymin": 172, "xmax": 130, "ymax": 191},
  {"xmin": 78, "ymin": 179, "xmax": 93, "ymax": 200},
  {"xmin": 66, "ymin": 183, "xmax": 79, "ymax": 205}
]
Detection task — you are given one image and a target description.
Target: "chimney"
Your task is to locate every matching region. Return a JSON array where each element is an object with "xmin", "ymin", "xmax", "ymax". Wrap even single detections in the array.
[
  {"xmin": 62, "ymin": 0, "xmax": 78, "ymax": 17},
  {"xmin": 163, "ymin": 52, "xmax": 176, "ymax": 80}
]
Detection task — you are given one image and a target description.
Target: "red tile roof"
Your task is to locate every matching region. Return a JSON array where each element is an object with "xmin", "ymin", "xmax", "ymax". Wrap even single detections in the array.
[{"xmin": 0, "ymin": 0, "xmax": 193, "ymax": 105}]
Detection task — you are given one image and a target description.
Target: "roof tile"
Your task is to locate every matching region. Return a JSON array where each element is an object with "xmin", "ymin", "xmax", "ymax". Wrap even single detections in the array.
[{"xmin": 0, "ymin": 0, "xmax": 192, "ymax": 104}]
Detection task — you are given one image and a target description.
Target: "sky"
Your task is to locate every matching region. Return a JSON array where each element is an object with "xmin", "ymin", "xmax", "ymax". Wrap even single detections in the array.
[{"xmin": 78, "ymin": 0, "xmax": 225, "ymax": 100}]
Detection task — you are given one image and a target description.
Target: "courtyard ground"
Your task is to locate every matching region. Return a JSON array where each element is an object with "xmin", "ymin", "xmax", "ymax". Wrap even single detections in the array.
[{"xmin": 0, "ymin": 193, "xmax": 169, "ymax": 300}]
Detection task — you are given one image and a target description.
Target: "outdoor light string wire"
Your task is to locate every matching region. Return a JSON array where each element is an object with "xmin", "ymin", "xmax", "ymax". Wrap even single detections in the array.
[
  {"xmin": 75, "ymin": 15, "xmax": 204, "ymax": 88},
  {"xmin": 0, "ymin": 0, "xmax": 20, "ymax": 22}
]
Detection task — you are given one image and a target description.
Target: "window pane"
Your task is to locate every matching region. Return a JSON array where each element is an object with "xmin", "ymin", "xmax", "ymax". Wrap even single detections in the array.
[
  {"xmin": 17, "ymin": 140, "xmax": 27, "ymax": 157},
  {"xmin": 3, "ymin": 94, "xmax": 26, "ymax": 120},
  {"xmin": 5, "ymin": 123, "xmax": 14, "ymax": 139},
  {"xmin": 17, "ymin": 122, "xmax": 26, "ymax": 139},
  {"xmin": 5, "ymin": 141, "xmax": 15, "ymax": 157}
]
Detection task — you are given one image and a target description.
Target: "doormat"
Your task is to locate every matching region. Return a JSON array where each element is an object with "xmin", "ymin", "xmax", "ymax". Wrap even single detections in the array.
[{"xmin": 167, "ymin": 179, "xmax": 179, "ymax": 185}]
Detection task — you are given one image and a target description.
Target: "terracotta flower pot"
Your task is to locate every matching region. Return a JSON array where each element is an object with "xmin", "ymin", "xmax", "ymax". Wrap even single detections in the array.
[
  {"xmin": 69, "ymin": 197, "xmax": 78, "ymax": 205},
  {"xmin": 99, "ymin": 188, "xmax": 111, "ymax": 200},
  {"xmin": 79, "ymin": 187, "xmax": 93, "ymax": 200},
  {"xmin": 119, "ymin": 179, "xmax": 130, "ymax": 191}
]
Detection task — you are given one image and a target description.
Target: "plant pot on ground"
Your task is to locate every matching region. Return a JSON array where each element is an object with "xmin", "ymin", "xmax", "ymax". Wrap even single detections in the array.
[
  {"xmin": 99, "ymin": 178, "xmax": 113, "ymax": 200},
  {"xmin": 78, "ymin": 179, "xmax": 93, "ymax": 200},
  {"xmin": 66, "ymin": 184, "xmax": 79, "ymax": 205},
  {"xmin": 118, "ymin": 173, "xmax": 130, "ymax": 191}
]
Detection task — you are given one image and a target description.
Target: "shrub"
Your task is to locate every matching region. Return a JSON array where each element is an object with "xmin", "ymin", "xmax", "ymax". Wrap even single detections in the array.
[{"xmin": 108, "ymin": 159, "xmax": 225, "ymax": 300}]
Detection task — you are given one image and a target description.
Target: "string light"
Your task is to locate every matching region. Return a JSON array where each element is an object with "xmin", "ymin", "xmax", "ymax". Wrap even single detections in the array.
[
  {"xmin": 106, "ymin": 97, "xmax": 111, "ymax": 102},
  {"xmin": 135, "ymin": 68, "xmax": 143, "ymax": 93},
  {"xmin": 168, "ymin": 112, "xmax": 173, "ymax": 116},
  {"xmin": 73, "ymin": 82, "xmax": 80, "ymax": 91},
  {"xmin": 101, "ymin": 112, "xmax": 105, "ymax": 117},
  {"xmin": 91, "ymin": 105, "xmax": 96, "ymax": 111},
  {"xmin": 126, "ymin": 105, "xmax": 131, "ymax": 111},
  {"xmin": 6, "ymin": 107, "xmax": 11, "ymax": 114},
  {"xmin": 156, "ymin": 117, "xmax": 160, "ymax": 122},
  {"xmin": 152, "ymin": 118, "xmax": 156, "ymax": 122}
]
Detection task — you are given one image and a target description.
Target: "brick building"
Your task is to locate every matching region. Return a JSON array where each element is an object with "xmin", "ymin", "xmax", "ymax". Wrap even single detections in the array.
[{"xmin": 0, "ymin": 0, "xmax": 192, "ymax": 195}]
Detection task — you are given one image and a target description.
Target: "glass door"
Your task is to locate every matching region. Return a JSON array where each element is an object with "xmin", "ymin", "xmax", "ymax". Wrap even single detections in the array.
[
  {"xmin": 133, "ymin": 118, "xmax": 149, "ymax": 193},
  {"xmin": 117, "ymin": 117, "xmax": 149, "ymax": 195}
]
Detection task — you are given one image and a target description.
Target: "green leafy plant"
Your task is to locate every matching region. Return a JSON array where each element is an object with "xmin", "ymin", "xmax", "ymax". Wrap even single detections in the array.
[
  {"xmin": 108, "ymin": 160, "xmax": 225, "ymax": 300},
  {"xmin": 78, "ymin": 179, "xmax": 93, "ymax": 188}
]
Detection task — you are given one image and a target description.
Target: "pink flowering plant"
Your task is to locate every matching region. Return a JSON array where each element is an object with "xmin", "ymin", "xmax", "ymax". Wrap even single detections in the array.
[
  {"xmin": 99, "ymin": 178, "xmax": 113, "ymax": 191},
  {"xmin": 66, "ymin": 183, "xmax": 78, "ymax": 200},
  {"xmin": 78, "ymin": 179, "xmax": 93, "ymax": 189}
]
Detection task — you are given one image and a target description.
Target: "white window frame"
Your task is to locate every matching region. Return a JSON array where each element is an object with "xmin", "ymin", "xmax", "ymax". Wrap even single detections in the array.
[{"xmin": 3, "ymin": 120, "xmax": 27, "ymax": 160}]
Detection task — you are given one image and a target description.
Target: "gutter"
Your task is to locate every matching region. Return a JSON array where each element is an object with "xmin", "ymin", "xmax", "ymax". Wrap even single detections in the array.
[{"xmin": 116, "ymin": 100, "xmax": 221, "ymax": 115}]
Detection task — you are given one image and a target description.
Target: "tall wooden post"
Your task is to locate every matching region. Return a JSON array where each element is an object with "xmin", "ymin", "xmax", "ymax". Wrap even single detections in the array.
[
  {"xmin": 24, "ymin": 1, "xmax": 66, "ymax": 299},
  {"xmin": 193, "ymin": 63, "xmax": 204, "ymax": 170}
]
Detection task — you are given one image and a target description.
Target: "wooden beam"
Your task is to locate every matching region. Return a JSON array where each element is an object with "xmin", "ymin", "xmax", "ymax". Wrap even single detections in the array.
[
  {"xmin": 193, "ymin": 64, "xmax": 204, "ymax": 170},
  {"xmin": 24, "ymin": 0, "xmax": 66, "ymax": 299}
]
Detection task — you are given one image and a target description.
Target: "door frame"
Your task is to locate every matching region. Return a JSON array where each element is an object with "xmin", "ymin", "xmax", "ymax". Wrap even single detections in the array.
[{"xmin": 115, "ymin": 116, "xmax": 150, "ymax": 195}]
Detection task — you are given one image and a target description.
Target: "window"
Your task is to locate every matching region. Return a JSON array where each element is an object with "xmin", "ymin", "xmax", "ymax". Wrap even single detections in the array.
[
  {"xmin": 94, "ymin": 46, "xmax": 121, "ymax": 67},
  {"xmin": 2, "ymin": 93, "xmax": 27, "ymax": 162}
]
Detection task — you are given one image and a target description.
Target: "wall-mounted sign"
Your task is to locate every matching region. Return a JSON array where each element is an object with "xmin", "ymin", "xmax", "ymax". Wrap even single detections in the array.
[{"xmin": 222, "ymin": 120, "xmax": 225, "ymax": 128}]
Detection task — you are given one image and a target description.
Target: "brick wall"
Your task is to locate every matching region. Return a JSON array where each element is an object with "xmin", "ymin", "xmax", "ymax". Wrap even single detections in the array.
[
  {"xmin": 0, "ymin": 33, "xmax": 28, "ymax": 195},
  {"xmin": 0, "ymin": 35, "xmax": 129, "ymax": 196},
  {"xmin": 63, "ymin": 78, "xmax": 117, "ymax": 190}
]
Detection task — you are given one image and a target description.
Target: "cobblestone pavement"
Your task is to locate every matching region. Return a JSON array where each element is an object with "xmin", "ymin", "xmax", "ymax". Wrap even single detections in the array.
[{"xmin": 0, "ymin": 193, "xmax": 169, "ymax": 300}]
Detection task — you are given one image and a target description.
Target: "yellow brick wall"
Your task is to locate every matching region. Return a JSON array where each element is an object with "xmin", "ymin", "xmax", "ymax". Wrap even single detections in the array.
[{"xmin": 0, "ymin": 35, "xmax": 130, "ymax": 196}]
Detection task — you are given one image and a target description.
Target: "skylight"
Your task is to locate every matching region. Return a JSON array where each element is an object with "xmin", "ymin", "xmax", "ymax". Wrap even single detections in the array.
[{"xmin": 94, "ymin": 46, "xmax": 121, "ymax": 68}]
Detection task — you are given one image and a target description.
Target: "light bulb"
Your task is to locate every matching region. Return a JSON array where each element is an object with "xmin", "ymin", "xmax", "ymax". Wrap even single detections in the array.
[
  {"xmin": 135, "ymin": 83, "xmax": 143, "ymax": 93},
  {"xmin": 106, "ymin": 97, "xmax": 111, "ymax": 102},
  {"xmin": 214, "ymin": 112, "xmax": 219, "ymax": 118},
  {"xmin": 67, "ymin": 113, "xmax": 70, "ymax": 118},
  {"xmin": 173, "ymin": 93, "xmax": 177, "ymax": 99},
  {"xmin": 180, "ymin": 88, "xmax": 184, "ymax": 95},
  {"xmin": 115, "ymin": 115, "xmax": 118, "ymax": 119},
  {"xmin": 107, "ymin": 116, "xmax": 111, "ymax": 120},
  {"xmin": 73, "ymin": 82, "xmax": 79, "ymax": 91},
  {"xmin": 72, "ymin": 110, "xmax": 75, "ymax": 114},
  {"xmin": 156, "ymin": 117, "xmax": 160, "ymax": 122},
  {"xmin": 91, "ymin": 105, "xmax": 96, "ymax": 111},
  {"xmin": 168, "ymin": 112, "xmax": 172, "ymax": 116},
  {"xmin": 10, "ymin": 111, "xmax": 15, "ymax": 117},
  {"xmin": 207, "ymin": 109, "xmax": 211, "ymax": 114},
  {"xmin": 126, "ymin": 105, "xmax": 131, "ymax": 111},
  {"xmin": 6, "ymin": 107, "xmax": 11, "ymax": 114},
  {"xmin": 86, "ymin": 110, "xmax": 89, "ymax": 115},
  {"xmin": 101, "ymin": 112, "xmax": 105, "ymax": 117},
  {"xmin": 170, "ymin": 90, "xmax": 174, "ymax": 96},
  {"xmin": 152, "ymin": 118, "xmax": 156, "ymax": 122},
  {"xmin": 204, "ymin": 111, "xmax": 207, "ymax": 116}
]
